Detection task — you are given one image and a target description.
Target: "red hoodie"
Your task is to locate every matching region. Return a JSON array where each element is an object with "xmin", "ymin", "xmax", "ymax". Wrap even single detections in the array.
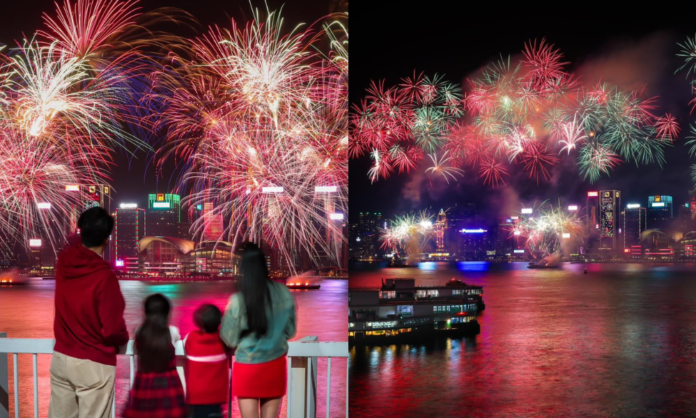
[
  {"xmin": 184, "ymin": 330, "xmax": 230, "ymax": 405},
  {"xmin": 54, "ymin": 244, "xmax": 129, "ymax": 366}
]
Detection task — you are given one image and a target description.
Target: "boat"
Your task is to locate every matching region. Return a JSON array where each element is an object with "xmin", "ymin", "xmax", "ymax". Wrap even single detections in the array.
[
  {"xmin": 286, "ymin": 281, "xmax": 320, "ymax": 290},
  {"xmin": 385, "ymin": 263, "xmax": 419, "ymax": 268},
  {"xmin": 385, "ymin": 254, "xmax": 418, "ymax": 268},
  {"xmin": 0, "ymin": 269, "xmax": 29, "ymax": 285},
  {"xmin": 527, "ymin": 262, "xmax": 561, "ymax": 269},
  {"xmin": 349, "ymin": 277, "xmax": 484, "ymax": 344}
]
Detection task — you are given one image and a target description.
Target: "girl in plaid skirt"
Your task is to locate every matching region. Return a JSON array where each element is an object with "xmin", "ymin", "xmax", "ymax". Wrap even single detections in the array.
[{"xmin": 123, "ymin": 294, "xmax": 187, "ymax": 418}]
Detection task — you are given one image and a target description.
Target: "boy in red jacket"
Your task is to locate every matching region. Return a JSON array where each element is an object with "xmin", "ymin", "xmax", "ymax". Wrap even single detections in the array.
[
  {"xmin": 185, "ymin": 304, "xmax": 230, "ymax": 418},
  {"xmin": 49, "ymin": 207, "xmax": 128, "ymax": 418}
]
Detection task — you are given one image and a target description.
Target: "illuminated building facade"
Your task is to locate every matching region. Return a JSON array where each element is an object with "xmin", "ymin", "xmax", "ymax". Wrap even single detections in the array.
[
  {"xmin": 586, "ymin": 191, "xmax": 599, "ymax": 230},
  {"xmin": 202, "ymin": 202, "xmax": 224, "ymax": 242},
  {"xmin": 181, "ymin": 241, "xmax": 237, "ymax": 275},
  {"xmin": 456, "ymin": 228, "xmax": 491, "ymax": 259},
  {"xmin": 113, "ymin": 205, "xmax": 145, "ymax": 272},
  {"xmin": 647, "ymin": 195, "xmax": 673, "ymax": 230},
  {"xmin": 435, "ymin": 209, "xmax": 447, "ymax": 253},
  {"xmin": 138, "ymin": 236, "xmax": 194, "ymax": 275},
  {"xmin": 622, "ymin": 204, "xmax": 646, "ymax": 252},
  {"xmin": 599, "ymin": 190, "xmax": 621, "ymax": 252},
  {"xmin": 147, "ymin": 194, "xmax": 181, "ymax": 238},
  {"xmin": 349, "ymin": 212, "xmax": 382, "ymax": 260}
]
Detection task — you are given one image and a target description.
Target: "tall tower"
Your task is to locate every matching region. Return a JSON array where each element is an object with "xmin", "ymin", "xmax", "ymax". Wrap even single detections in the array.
[
  {"xmin": 647, "ymin": 195, "xmax": 673, "ymax": 230},
  {"xmin": 114, "ymin": 204, "xmax": 146, "ymax": 271},
  {"xmin": 586, "ymin": 191, "xmax": 599, "ymax": 230},
  {"xmin": 599, "ymin": 190, "xmax": 621, "ymax": 252},
  {"xmin": 623, "ymin": 204, "xmax": 646, "ymax": 252},
  {"xmin": 147, "ymin": 194, "xmax": 181, "ymax": 237},
  {"xmin": 435, "ymin": 209, "xmax": 447, "ymax": 253},
  {"xmin": 202, "ymin": 202, "xmax": 224, "ymax": 242}
]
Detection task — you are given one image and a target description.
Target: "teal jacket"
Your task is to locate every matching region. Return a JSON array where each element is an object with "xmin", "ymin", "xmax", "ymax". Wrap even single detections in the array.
[{"xmin": 221, "ymin": 281, "xmax": 297, "ymax": 364}]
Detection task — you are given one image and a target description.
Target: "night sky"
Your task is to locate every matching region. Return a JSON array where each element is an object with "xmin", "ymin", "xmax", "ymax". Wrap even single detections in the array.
[
  {"xmin": 351, "ymin": 7, "xmax": 696, "ymax": 222},
  {"xmin": 0, "ymin": 0, "xmax": 339, "ymax": 209}
]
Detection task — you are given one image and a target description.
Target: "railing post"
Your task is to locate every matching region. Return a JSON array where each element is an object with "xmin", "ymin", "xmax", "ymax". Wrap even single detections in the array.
[
  {"xmin": 288, "ymin": 336, "xmax": 318, "ymax": 418},
  {"xmin": 0, "ymin": 333, "xmax": 8, "ymax": 418}
]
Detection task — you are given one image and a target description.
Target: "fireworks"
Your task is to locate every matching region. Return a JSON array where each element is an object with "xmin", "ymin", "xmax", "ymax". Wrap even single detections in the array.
[
  {"xmin": 152, "ymin": 8, "xmax": 348, "ymax": 271},
  {"xmin": 655, "ymin": 114, "xmax": 680, "ymax": 141},
  {"xmin": 380, "ymin": 211, "xmax": 434, "ymax": 254},
  {"xmin": 425, "ymin": 151, "xmax": 464, "ymax": 184},
  {"xmin": 351, "ymin": 72, "xmax": 463, "ymax": 182},
  {"xmin": 507, "ymin": 202, "xmax": 584, "ymax": 256},
  {"xmin": 352, "ymin": 39, "xmax": 676, "ymax": 184},
  {"xmin": 0, "ymin": 0, "xmax": 152, "ymax": 253}
]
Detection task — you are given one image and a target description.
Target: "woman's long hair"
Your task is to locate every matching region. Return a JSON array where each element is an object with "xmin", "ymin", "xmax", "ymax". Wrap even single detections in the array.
[
  {"xmin": 238, "ymin": 242, "xmax": 272, "ymax": 337},
  {"xmin": 135, "ymin": 293, "xmax": 174, "ymax": 372}
]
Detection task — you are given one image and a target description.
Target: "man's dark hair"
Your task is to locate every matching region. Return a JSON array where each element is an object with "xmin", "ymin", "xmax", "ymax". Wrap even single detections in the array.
[
  {"xmin": 77, "ymin": 207, "xmax": 114, "ymax": 248},
  {"xmin": 194, "ymin": 304, "xmax": 222, "ymax": 333}
]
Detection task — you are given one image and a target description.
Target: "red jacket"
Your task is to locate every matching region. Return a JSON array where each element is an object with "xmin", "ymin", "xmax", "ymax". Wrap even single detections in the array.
[
  {"xmin": 184, "ymin": 330, "xmax": 229, "ymax": 405},
  {"xmin": 54, "ymin": 244, "xmax": 129, "ymax": 366}
]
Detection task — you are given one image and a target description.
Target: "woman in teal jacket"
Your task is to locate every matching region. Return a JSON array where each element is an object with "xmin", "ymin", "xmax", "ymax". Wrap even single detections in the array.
[{"xmin": 221, "ymin": 242, "xmax": 297, "ymax": 418}]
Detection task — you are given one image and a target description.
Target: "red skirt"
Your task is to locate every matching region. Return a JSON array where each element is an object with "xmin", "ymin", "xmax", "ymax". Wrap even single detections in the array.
[
  {"xmin": 232, "ymin": 355, "xmax": 287, "ymax": 398},
  {"xmin": 123, "ymin": 368, "xmax": 187, "ymax": 418}
]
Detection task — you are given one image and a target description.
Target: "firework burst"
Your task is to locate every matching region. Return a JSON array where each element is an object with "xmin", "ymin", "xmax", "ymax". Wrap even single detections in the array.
[
  {"xmin": 425, "ymin": 151, "xmax": 465, "ymax": 184},
  {"xmin": 380, "ymin": 211, "xmax": 434, "ymax": 254},
  {"xmin": 507, "ymin": 201, "xmax": 584, "ymax": 256},
  {"xmin": 353, "ymin": 40, "xmax": 675, "ymax": 185},
  {"xmin": 153, "ymin": 8, "xmax": 348, "ymax": 271}
]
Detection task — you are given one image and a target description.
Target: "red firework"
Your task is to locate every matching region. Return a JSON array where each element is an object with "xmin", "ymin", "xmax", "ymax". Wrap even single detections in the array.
[
  {"xmin": 655, "ymin": 113, "xmax": 680, "ymax": 140},
  {"xmin": 522, "ymin": 38, "xmax": 568, "ymax": 92},
  {"xmin": 479, "ymin": 158, "xmax": 509, "ymax": 188},
  {"xmin": 520, "ymin": 142, "xmax": 558, "ymax": 185},
  {"xmin": 390, "ymin": 145, "xmax": 424, "ymax": 174}
]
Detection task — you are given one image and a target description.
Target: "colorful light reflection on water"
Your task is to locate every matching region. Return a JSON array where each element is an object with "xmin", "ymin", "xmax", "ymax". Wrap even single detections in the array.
[{"xmin": 350, "ymin": 261, "xmax": 696, "ymax": 417}]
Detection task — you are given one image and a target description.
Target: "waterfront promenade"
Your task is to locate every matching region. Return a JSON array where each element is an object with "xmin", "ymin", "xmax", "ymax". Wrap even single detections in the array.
[{"xmin": 0, "ymin": 278, "xmax": 349, "ymax": 417}]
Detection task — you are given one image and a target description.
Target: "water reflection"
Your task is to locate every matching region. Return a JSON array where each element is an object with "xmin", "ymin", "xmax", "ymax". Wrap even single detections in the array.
[{"xmin": 350, "ymin": 262, "xmax": 696, "ymax": 417}]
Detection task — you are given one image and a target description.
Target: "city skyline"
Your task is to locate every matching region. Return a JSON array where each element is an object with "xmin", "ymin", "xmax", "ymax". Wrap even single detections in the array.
[{"xmin": 350, "ymin": 7, "xmax": 696, "ymax": 224}]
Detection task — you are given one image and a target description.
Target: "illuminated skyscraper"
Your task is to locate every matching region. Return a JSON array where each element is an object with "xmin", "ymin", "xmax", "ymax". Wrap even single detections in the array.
[
  {"xmin": 647, "ymin": 195, "xmax": 673, "ymax": 230},
  {"xmin": 599, "ymin": 190, "xmax": 621, "ymax": 252},
  {"xmin": 202, "ymin": 202, "xmax": 224, "ymax": 242},
  {"xmin": 586, "ymin": 191, "xmax": 599, "ymax": 230},
  {"xmin": 622, "ymin": 204, "xmax": 646, "ymax": 251},
  {"xmin": 113, "ymin": 204, "xmax": 146, "ymax": 271},
  {"xmin": 434, "ymin": 209, "xmax": 448, "ymax": 253},
  {"xmin": 147, "ymin": 194, "xmax": 181, "ymax": 237}
]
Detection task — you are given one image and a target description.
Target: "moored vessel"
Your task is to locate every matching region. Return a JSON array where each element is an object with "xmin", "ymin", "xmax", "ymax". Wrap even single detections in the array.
[{"xmin": 349, "ymin": 277, "xmax": 484, "ymax": 344}]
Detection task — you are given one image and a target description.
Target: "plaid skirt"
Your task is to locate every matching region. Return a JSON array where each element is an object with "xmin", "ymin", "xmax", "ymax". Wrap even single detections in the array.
[{"xmin": 123, "ymin": 368, "xmax": 187, "ymax": 418}]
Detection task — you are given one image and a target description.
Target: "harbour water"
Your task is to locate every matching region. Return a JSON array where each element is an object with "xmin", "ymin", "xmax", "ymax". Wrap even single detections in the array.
[
  {"xmin": 0, "ymin": 278, "xmax": 347, "ymax": 417},
  {"xmin": 350, "ymin": 261, "xmax": 696, "ymax": 417}
]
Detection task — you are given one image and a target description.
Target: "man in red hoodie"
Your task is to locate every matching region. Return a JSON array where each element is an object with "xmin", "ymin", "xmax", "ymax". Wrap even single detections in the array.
[{"xmin": 48, "ymin": 207, "xmax": 129, "ymax": 418}]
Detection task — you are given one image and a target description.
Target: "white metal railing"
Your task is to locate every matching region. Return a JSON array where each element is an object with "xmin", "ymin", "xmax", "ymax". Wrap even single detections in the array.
[{"xmin": 0, "ymin": 333, "xmax": 348, "ymax": 418}]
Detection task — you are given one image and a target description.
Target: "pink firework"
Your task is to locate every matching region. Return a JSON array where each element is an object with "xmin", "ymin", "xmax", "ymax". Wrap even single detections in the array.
[
  {"xmin": 520, "ymin": 142, "xmax": 558, "ymax": 185},
  {"xmin": 390, "ymin": 145, "xmax": 423, "ymax": 174},
  {"xmin": 522, "ymin": 38, "xmax": 568, "ymax": 92},
  {"xmin": 479, "ymin": 158, "xmax": 509, "ymax": 188},
  {"xmin": 465, "ymin": 83, "xmax": 496, "ymax": 115},
  {"xmin": 655, "ymin": 113, "xmax": 680, "ymax": 140},
  {"xmin": 39, "ymin": 0, "xmax": 141, "ymax": 60}
]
